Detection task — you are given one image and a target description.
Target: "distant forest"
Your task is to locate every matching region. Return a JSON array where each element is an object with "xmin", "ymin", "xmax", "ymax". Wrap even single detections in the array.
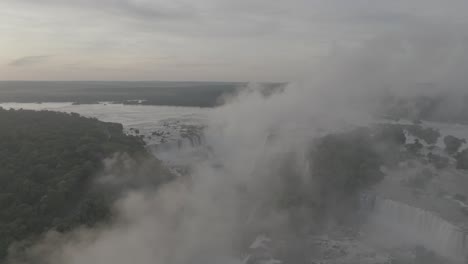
[
  {"xmin": 0, "ymin": 108, "xmax": 172, "ymax": 259},
  {"xmin": 0, "ymin": 81, "xmax": 241, "ymax": 107},
  {"xmin": 377, "ymin": 93, "xmax": 468, "ymax": 124},
  {"xmin": 2, "ymin": 81, "xmax": 468, "ymax": 123},
  {"xmin": 0, "ymin": 81, "xmax": 286, "ymax": 107}
]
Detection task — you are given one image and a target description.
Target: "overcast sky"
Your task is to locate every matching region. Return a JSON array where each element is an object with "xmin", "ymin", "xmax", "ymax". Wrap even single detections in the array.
[{"xmin": 1, "ymin": 0, "xmax": 468, "ymax": 81}]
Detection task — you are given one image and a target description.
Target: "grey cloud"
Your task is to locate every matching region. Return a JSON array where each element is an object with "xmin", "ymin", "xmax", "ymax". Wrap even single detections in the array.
[
  {"xmin": 7, "ymin": 0, "xmax": 468, "ymax": 42},
  {"xmin": 115, "ymin": 0, "xmax": 196, "ymax": 20},
  {"xmin": 8, "ymin": 55, "xmax": 52, "ymax": 67},
  {"xmin": 10, "ymin": 0, "xmax": 197, "ymax": 21},
  {"xmin": 167, "ymin": 62, "xmax": 231, "ymax": 68},
  {"xmin": 4, "ymin": 0, "xmax": 468, "ymax": 81}
]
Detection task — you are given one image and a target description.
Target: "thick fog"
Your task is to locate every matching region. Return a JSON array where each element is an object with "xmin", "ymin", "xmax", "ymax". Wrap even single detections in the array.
[{"xmin": 7, "ymin": 27, "xmax": 468, "ymax": 264}]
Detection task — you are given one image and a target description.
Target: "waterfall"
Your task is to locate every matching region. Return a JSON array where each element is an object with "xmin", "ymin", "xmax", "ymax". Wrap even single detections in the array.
[
  {"xmin": 153, "ymin": 133, "xmax": 206, "ymax": 152},
  {"xmin": 364, "ymin": 195, "xmax": 468, "ymax": 262},
  {"xmin": 176, "ymin": 133, "xmax": 205, "ymax": 149}
]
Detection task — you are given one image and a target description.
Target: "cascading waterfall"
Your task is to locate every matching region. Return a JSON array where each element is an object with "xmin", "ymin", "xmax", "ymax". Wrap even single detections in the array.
[
  {"xmin": 361, "ymin": 193, "xmax": 468, "ymax": 262},
  {"xmin": 177, "ymin": 135, "xmax": 204, "ymax": 149},
  {"xmin": 153, "ymin": 133, "xmax": 206, "ymax": 152}
]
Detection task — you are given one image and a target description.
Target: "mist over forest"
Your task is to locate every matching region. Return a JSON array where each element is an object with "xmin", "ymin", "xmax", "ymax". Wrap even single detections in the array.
[
  {"xmin": 2, "ymin": 0, "xmax": 468, "ymax": 264},
  {"xmin": 2, "ymin": 76, "xmax": 468, "ymax": 264}
]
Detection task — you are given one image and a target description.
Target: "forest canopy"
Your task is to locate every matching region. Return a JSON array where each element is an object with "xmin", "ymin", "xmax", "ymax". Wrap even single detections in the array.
[{"xmin": 0, "ymin": 108, "xmax": 171, "ymax": 259}]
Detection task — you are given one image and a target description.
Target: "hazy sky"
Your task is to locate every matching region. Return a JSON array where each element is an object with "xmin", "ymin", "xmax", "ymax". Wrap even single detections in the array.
[{"xmin": 1, "ymin": 0, "xmax": 467, "ymax": 81}]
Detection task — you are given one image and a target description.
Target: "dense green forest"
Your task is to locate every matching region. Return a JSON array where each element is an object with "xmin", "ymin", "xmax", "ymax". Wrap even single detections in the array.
[{"xmin": 0, "ymin": 108, "xmax": 172, "ymax": 259}]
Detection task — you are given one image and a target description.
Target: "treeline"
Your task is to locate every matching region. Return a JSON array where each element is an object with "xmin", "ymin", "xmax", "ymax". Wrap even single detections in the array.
[
  {"xmin": 379, "ymin": 93, "xmax": 468, "ymax": 124},
  {"xmin": 0, "ymin": 108, "xmax": 171, "ymax": 259},
  {"xmin": 0, "ymin": 81, "xmax": 240, "ymax": 107}
]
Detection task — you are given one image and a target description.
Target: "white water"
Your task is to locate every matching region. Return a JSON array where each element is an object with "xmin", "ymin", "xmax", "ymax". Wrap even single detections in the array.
[
  {"xmin": 0, "ymin": 102, "xmax": 208, "ymax": 145},
  {"xmin": 370, "ymin": 197, "xmax": 467, "ymax": 262}
]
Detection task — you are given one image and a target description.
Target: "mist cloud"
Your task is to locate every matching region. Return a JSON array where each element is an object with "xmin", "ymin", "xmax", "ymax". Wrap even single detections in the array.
[
  {"xmin": 4, "ymin": 0, "xmax": 468, "ymax": 80},
  {"xmin": 6, "ymin": 28, "xmax": 468, "ymax": 263},
  {"xmin": 4, "ymin": 39, "xmax": 386, "ymax": 264},
  {"xmin": 3, "ymin": 1, "xmax": 468, "ymax": 263},
  {"xmin": 8, "ymin": 56, "xmax": 52, "ymax": 67}
]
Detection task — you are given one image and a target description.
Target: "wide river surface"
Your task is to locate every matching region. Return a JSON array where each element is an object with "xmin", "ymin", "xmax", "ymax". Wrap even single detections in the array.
[{"xmin": 0, "ymin": 102, "xmax": 210, "ymax": 145}]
